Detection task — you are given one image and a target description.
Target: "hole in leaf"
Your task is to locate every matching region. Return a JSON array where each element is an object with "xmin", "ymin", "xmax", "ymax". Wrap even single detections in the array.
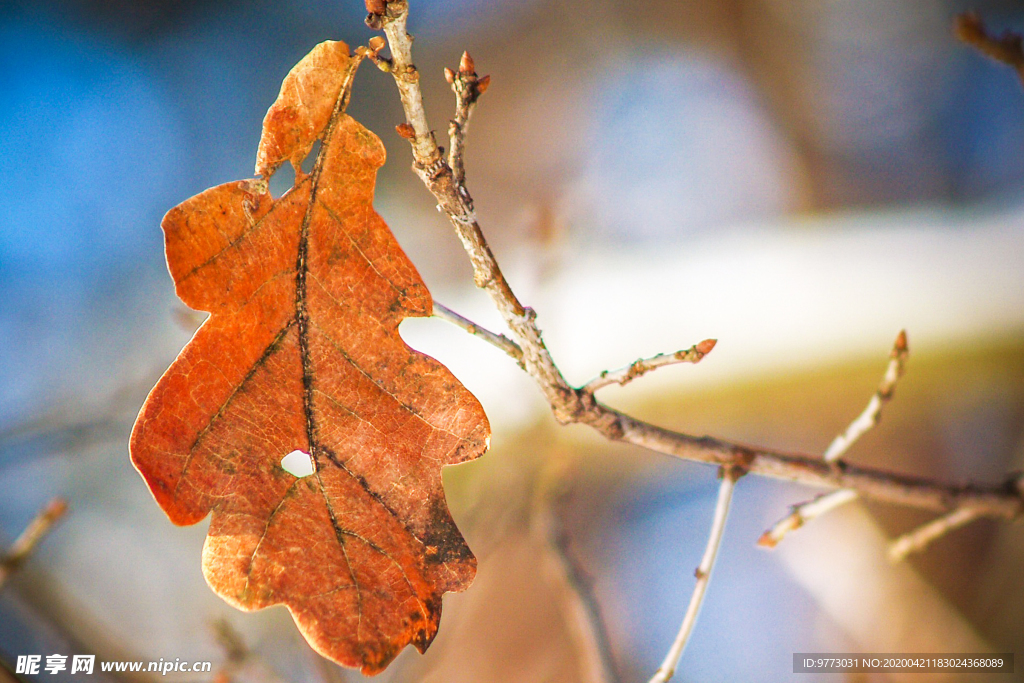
[
  {"xmin": 302, "ymin": 139, "xmax": 323, "ymax": 175},
  {"xmin": 267, "ymin": 161, "xmax": 296, "ymax": 198},
  {"xmin": 281, "ymin": 449, "xmax": 315, "ymax": 478}
]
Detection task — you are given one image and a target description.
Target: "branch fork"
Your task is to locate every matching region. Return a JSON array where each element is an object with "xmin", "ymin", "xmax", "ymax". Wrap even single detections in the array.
[
  {"xmin": 372, "ymin": 0, "xmax": 1023, "ymax": 526},
  {"xmin": 368, "ymin": 3, "xmax": 1024, "ymax": 677}
]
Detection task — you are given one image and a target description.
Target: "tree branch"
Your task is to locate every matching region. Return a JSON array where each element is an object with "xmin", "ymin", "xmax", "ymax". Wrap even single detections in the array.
[
  {"xmin": 371, "ymin": 0, "xmax": 1024, "ymax": 530},
  {"xmin": 758, "ymin": 489, "xmax": 860, "ymax": 549},
  {"xmin": 583, "ymin": 340, "xmax": 716, "ymax": 394},
  {"xmin": 432, "ymin": 300, "xmax": 523, "ymax": 365},
  {"xmin": 648, "ymin": 467, "xmax": 741, "ymax": 683},
  {"xmin": 759, "ymin": 331, "xmax": 908, "ymax": 547},
  {"xmin": 0, "ymin": 498, "xmax": 68, "ymax": 589},
  {"xmin": 445, "ymin": 52, "xmax": 489, "ymax": 188},
  {"xmin": 888, "ymin": 507, "xmax": 986, "ymax": 563},
  {"xmin": 824, "ymin": 330, "xmax": 908, "ymax": 462},
  {"xmin": 372, "ymin": 0, "xmax": 577, "ymax": 422}
]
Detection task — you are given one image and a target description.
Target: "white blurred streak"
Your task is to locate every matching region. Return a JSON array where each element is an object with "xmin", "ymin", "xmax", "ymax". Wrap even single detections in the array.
[
  {"xmin": 776, "ymin": 504, "xmax": 993, "ymax": 683},
  {"xmin": 402, "ymin": 205, "xmax": 1024, "ymax": 431}
]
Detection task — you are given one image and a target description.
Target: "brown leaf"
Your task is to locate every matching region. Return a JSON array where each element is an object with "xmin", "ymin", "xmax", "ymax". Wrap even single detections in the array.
[
  {"xmin": 255, "ymin": 41, "xmax": 352, "ymax": 178},
  {"xmin": 130, "ymin": 40, "xmax": 490, "ymax": 675}
]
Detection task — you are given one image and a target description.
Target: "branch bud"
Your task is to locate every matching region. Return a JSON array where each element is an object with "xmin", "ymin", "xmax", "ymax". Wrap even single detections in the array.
[
  {"xmin": 477, "ymin": 74, "xmax": 491, "ymax": 94},
  {"xmin": 395, "ymin": 123, "xmax": 416, "ymax": 140},
  {"xmin": 459, "ymin": 51, "xmax": 475, "ymax": 75},
  {"xmin": 443, "ymin": 67, "xmax": 455, "ymax": 84},
  {"xmin": 696, "ymin": 338, "xmax": 717, "ymax": 356},
  {"xmin": 893, "ymin": 329, "xmax": 908, "ymax": 354}
]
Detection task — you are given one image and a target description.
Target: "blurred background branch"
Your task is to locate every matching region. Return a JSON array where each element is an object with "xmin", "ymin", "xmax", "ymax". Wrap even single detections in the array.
[{"xmin": 0, "ymin": 498, "xmax": 67, "ymax": 590}]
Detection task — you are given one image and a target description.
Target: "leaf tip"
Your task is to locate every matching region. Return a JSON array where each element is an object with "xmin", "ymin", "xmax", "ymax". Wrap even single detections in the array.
[{"xmin": 256, "ymin": 40, "xmax": 353, "ymax": 179}]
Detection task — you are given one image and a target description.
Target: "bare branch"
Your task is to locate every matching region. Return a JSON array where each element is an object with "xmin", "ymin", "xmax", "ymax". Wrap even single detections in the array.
[
  {"xmin": 648, "ymin": 467, "xmax": 742, "ymax": 683},
  {"xmin": 432, "ymin": 300, "xmax": 523, "ymax": 365},
  {"xmin": 446, "ymin": 52, "xmax": 489, "ymax": 188},
  {"xmin": 375, "ymin": 0, "xmax": 577, "ymax": 423},
  {"xmin": 604, "ymin": 410, "xmax": 1022, "ymax": 519},
  {"xmin": 369, "ymin": 2, "xmax": 437, "ymax": 165},
  {"xmin": 824, "ymin": 330, "xmax": 908, "ymax": 462},
  {"xmin": 757, "ymin": 332, "xmax": 906, "ymax": 547},
  {"xmin": 888, "ymin": 507, "xmax": 986, "ymax": 563},
  {"xmin": 955, "ymin": 12, "xmax": 1024, "ymax": 84},
  {"xmin": 0, "ymin": 497, "xmax": 68, "ymax": 588},
  {"xmin": 758, "ymin": 489, "xmax": 860, "ymax": 549},
  {"xmin": 583, "ymin": 340, "xmax": 716, "ymax": 394},
  {"xmin": 372, "ymin": 0, "xmax": 1024, "ymax": 535}
]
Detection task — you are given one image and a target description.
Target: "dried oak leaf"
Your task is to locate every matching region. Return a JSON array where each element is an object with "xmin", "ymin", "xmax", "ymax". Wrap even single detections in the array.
[{"xmin": 130, "ymin": 40, "xmax": 490, "ymax": 675}]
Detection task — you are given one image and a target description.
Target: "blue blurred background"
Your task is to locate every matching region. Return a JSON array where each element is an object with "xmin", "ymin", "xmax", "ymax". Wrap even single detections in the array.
[{"xmin": 2, "ymin": 1, "xmax": 1024, "ymax": 681}]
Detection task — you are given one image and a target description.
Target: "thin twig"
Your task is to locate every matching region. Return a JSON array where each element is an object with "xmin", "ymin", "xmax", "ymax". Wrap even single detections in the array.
[
  {"xmin": 432, "ymin": 300, "xmax": 523, "ymax": 365},
  {"xmin": 955, "ymin": 12, "xmax": 1024, "ymax": 84},
  {"xmin": 648, "ymin": 468, "xmax": 741, "ymax": 683},
  {"xmin": 583, "ymin": 340, "xmax": 717, "ymax": 394},
  {"xmin": 0, "ymin": 498, "xmax": 68, "ymax": 588},
  {"xmin": 372, "ymin": 0, "xmax": 1024, "ymax": 530},
  {"xmin": 824, "ymin": 330, "xmax": 908, "ymax": 462},
  {"xmin": 374, "ymin": 1, "xmax": 576, "ymax": 422},
  {"xmin": 445, "ymin": 52, "xmax": 489, "ymax": 188},
  {"xmin": 888, "ymin": 507, "xmax": 986, "ymax": 563},
  {"xmin": 758, "ymin": 332, "xmax": 907, "ymax": 546},
  {"xmin": 532, "ymin": 463, "xmax": 620, "ymax": 683},
  {"xmin": 758, "ymin": 489, "xmax": 860, "ymax": 549}
]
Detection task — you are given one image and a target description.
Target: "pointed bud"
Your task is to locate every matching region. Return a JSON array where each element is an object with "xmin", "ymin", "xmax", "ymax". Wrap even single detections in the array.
[
  {"xmin": 696, "ymin": 338, "xmax": 717, "ymax": 356},
  {"xmin": 395, "ymin": 123, "xmax": 416, "ymax": 139},
  {"xmin": 443, "ymin": 67, "xmax": 455, "ymax": 84},
  {"xmin": 476, "ymin": 74, "xmax": 491, "ymax": 94},
  {"xmin": 459, "ymin": 51, "xmax": 475, "ymax": 74},
  {"xmin": 894, "ymin": 329, "xmax": 908, "ymax": 353},
  {"xmin": 366, "ymin": 0, "xmax": 386, "ymax": 15},
  {"xmin": 368, "ymin": 36, "xmax": 386, "ymax": 53}
]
